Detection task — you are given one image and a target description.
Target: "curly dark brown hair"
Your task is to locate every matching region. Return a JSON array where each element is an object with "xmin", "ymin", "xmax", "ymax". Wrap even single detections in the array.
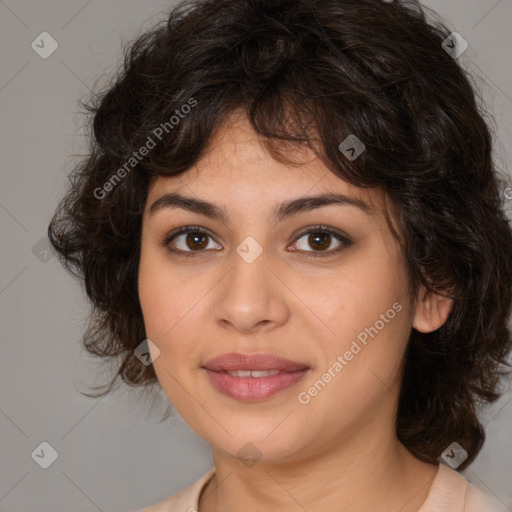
[{"xmin": 48, "ymin": 0, "xmax": 512, "ymax": 470}]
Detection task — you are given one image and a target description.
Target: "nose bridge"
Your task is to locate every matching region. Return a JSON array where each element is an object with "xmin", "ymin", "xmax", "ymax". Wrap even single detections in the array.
[{"xmin": 212, "ymin": 235, "xmax": 289, "ymax": 332}]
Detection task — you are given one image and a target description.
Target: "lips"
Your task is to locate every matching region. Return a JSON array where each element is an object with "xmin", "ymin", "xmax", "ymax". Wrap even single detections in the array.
[
  {"xmin": 202, "ymin": 353, "xmax": 310, "ymax": 401},
  {"xmin": 202, "ymin": 352, "xmax": 309, "ymax": 372}
]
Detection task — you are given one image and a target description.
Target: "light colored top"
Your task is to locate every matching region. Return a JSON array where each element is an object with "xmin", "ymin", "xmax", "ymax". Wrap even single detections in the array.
[{"xmin": 138, "ymin": 463, "xmax": 509, "ymax": 512}]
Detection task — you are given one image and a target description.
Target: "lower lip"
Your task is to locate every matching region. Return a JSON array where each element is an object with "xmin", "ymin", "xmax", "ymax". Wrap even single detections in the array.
[{"xmin": 204, "ymin": 368, "xmax": 309, "ymax": 401}]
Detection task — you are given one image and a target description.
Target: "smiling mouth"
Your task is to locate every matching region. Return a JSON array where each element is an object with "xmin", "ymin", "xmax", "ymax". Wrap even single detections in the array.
[
  {"xmin": 223, "ymin": 369, "xmax": 281, "ymax": 377},
  {"xmin": 203, "ymin": 367, "xmax": 310, "ymax": 401}
]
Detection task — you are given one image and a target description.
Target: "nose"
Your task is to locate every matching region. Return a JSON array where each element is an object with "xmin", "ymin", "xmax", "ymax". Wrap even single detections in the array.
[{"xmin": 211, "ymin": 245, "xmax": 290, "ymax": 335}]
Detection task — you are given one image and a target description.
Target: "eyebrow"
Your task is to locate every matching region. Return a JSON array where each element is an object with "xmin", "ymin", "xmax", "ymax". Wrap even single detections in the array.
[{"xmin": 148, "ymin": 191, "xmax": 372, "ymax": 223}]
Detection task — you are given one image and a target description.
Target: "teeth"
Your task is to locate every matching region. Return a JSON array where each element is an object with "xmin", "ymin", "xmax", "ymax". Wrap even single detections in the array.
[{"xmin": 226, "ymin": 369, "xmax": 281, "ymax": 378}]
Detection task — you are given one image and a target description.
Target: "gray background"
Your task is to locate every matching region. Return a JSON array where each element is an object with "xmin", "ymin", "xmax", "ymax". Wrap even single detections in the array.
[{"xmin": 1, "ymin": 1, "xmax": 511, "ymax": 511}]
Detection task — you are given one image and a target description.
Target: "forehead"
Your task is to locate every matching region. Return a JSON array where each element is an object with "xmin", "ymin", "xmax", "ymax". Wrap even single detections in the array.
[{"xmin": 148, "ymin": 113, "xmax": 390, "ymax": 212}]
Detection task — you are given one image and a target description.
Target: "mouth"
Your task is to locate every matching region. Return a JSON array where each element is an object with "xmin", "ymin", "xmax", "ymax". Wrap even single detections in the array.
[
  {"xmin": 202, "ymin": 352, "xmax": 309, "ymax": 372},
  {"xmin": 202, "ymin": 353, "xmax": 310, "ymax": 401},
  {"xmin": 223, "ymin": 369, "xmax": 281, "ymax": 377}
]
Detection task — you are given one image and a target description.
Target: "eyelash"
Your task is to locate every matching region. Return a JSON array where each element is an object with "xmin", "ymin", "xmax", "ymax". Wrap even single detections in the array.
[{"xmin": 162, "ymin": 224, "xmax": 353, "ymax": 259}]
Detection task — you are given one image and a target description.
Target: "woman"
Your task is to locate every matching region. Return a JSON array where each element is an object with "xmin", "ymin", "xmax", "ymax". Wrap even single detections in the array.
[{"xmin": 48, "ymin": 0, "xmax": 512, "ymax": 510}]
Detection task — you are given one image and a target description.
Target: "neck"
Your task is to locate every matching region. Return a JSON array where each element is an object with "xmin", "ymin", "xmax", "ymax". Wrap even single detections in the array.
[{"xmin": 199, "ymin": 415, "xmax": 438, "ymax": 512}]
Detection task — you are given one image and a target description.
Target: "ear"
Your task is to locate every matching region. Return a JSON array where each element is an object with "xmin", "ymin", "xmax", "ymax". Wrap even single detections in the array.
[{"xmin": 413, "ymin": 285, "xmax": 454, "ymax": 333}]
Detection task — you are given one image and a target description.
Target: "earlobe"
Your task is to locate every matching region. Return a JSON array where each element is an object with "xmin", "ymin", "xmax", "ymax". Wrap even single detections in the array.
[{"xmin": 413, "ymin": 286, "xmax": 454, "ymax": 333}]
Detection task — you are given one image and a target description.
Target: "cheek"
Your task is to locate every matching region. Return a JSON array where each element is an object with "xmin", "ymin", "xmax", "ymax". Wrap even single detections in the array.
[
  {"xmin": 138, "ymin": 246, "xmax": 194, "ymax": 341},
  {"xmin": 138, "ymin": 263, "xmax": 171, "ymax": 340},
  {"xmin": 306, "ymin": 257, "xmax": 408, "ymax": 350},
  {"xmin": 138, "ymin": 257, "xmax": 198, "ymax": 401},
  {"xmin": 137, "ymin": 247, "xmax": 212, "ymax": 382},
  {"xmin": 297, "ymin": 308, "xmax": 409, "ymax": 440},
  {"xmin": 297, "ymin": 246, "xmax": 411, "ymax": 410}
]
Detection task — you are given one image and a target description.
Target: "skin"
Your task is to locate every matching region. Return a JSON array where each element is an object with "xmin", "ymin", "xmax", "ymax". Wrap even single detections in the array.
[{"xmin": 138, "ymin": 110, "xmax": 453, "ymax": 512}]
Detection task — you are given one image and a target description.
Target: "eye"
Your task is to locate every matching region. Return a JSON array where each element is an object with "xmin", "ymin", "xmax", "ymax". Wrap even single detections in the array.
[
  {"xmin": 290, "ymin": 225, "xmax": 352, "ymax": 257},
  {"xmin": 163, "ymin": 224, "xmax": 352, "ymax": 258},
  {"xmin": 164, "ymin": 226, "xmax": 221, "ymax": 257}
]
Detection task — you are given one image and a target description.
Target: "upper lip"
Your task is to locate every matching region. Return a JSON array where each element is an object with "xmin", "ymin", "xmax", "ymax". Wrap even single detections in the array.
[{"xmin": 202, "ymin": 353, "xmax": 309, "ymax": 372}]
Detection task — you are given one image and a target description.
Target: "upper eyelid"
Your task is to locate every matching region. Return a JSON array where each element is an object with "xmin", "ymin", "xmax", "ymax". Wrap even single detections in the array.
[{"xmin": 166, "ymin": 225, "xmax": 351, "ymax": 249}]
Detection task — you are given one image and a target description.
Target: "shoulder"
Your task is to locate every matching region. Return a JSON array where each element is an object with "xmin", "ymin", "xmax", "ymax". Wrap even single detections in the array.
[
  {"xmin": 418, "ymin": 464, "xmax": 509, "ymax": 512},
  {"xmin": 137, "ymin": 469, "xmax": 215, "ymax": 512},
  {"xmin": 464, "ymin": 481, "xmax": 510, "ymax": 512}
]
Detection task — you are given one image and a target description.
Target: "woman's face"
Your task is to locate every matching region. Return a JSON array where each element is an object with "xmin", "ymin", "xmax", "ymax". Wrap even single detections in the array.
[{"xmin": 138, "ymin": 113, "xmax": 427, "ymax": 464}]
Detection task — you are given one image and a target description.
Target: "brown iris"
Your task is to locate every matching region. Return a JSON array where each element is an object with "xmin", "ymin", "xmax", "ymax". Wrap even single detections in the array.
[
  {"xmin": 186, "ymin": 232, "xmax": 208, "ymax": 250},
  {"xmin": 308, "ymin": 232, "xmax": 331, "ymax": 251}
]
